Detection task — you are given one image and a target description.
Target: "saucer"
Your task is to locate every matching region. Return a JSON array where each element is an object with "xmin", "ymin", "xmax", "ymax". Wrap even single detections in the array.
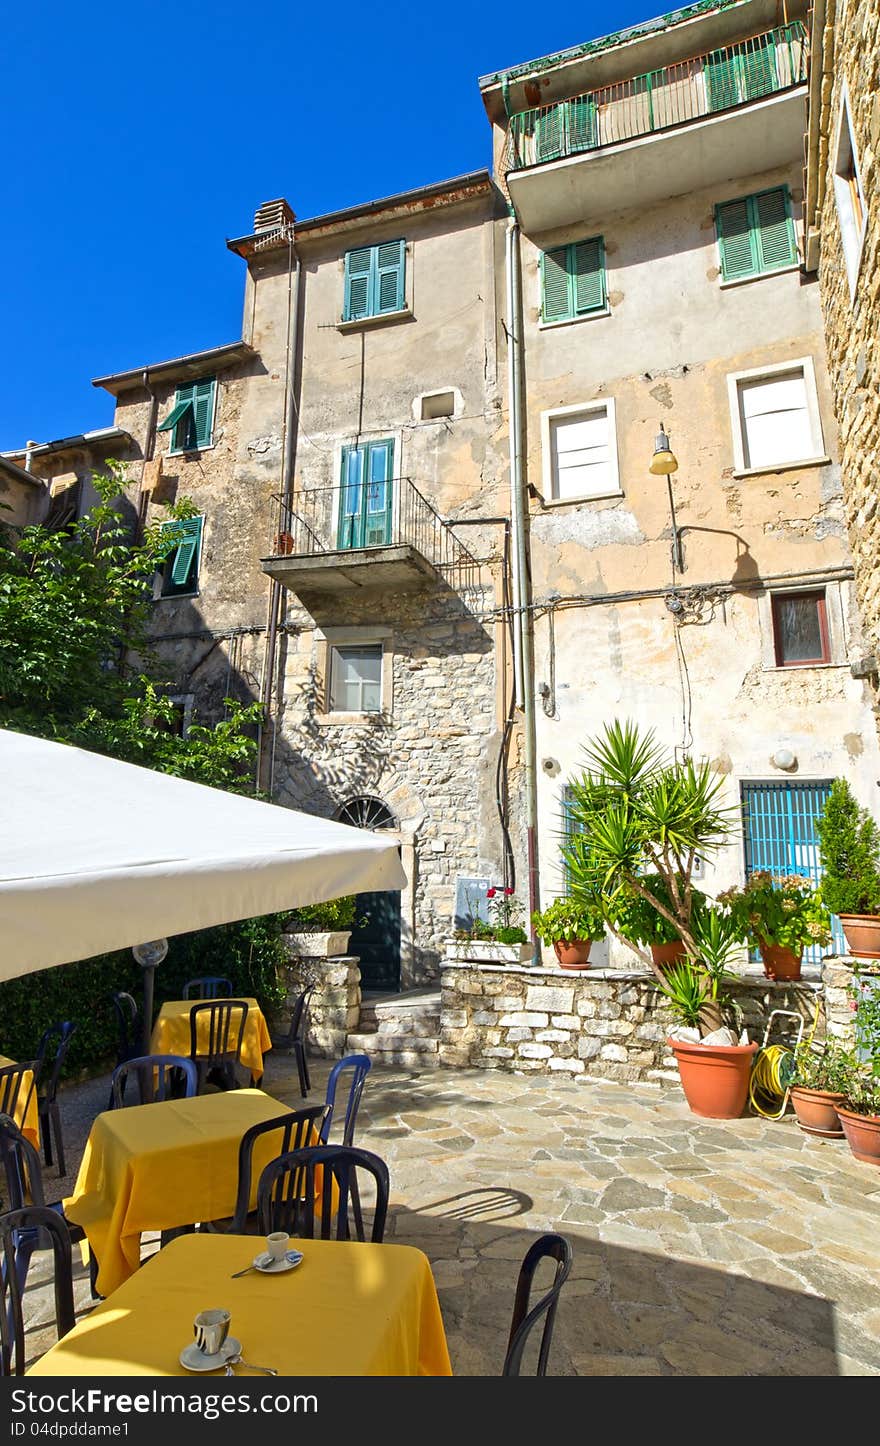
[
  {"xmin": 253, "ymin": 1249, "xmax": 303, "ymax": 1274},
  {"xmin": 179, "ymin": 1336, "xmax": 241, "ymax": 1372}
]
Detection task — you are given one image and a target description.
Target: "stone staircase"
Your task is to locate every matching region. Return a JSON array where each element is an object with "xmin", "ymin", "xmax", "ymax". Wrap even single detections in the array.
[{"xmin": 345, "ymin": 988, "xmax": 441, "ymax": 1068}]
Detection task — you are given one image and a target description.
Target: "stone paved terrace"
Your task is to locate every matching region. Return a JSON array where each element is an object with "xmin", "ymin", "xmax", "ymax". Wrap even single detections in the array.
[{"xmin": 20, "ymin": 1051, "xmax": 880, "ymax": 1376}]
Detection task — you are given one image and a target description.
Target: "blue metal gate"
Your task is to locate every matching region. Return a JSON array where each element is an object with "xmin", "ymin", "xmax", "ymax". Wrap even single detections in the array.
[{"xmin": 740, "ymin": 780, "xmax": 845, "ymax": 960}]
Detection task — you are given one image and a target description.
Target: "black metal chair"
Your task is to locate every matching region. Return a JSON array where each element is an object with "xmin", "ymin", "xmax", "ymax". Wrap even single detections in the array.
[
  {"xmin": 0, "ymin": 1067, "xmax": 37, "ymax": 1145},
  {"xmin": 189, "ymin": 1000, "xmax": 250, "ymax": 1092},
  {"xmin": 106, "ymin": 991, "xmax": 142, "ymax": 1108},
  {"xmin": 109, "ymin": 1055, "xmax": 198, "ymax": 1109},
  {"xmin": 32, "ymin": 1021, "xmax": 77, "ymax": 1176},
  {"xmin": 502, "ymin": 1234, "xmax": 573, "ymax": 1377},
  {"xmin": 201, "ymin": 1104, "xmax": 329, "ymax": 1236},
  {"xmin": 256, "ymin": 1144, "xmax": 389, "ymax": 1243},
  {"xmin": 0, "ymin": 1114, "xmax": 96, "ymax": 1312},
  {"xmin": 182, "ymin": 977, "xmax": 234, "ymax": 1000},
  {"xmin": 1, "ymin": 1205, "xmax": 76, "ymax": 1375},
  {"xmin": 279, "ymin": 986, "xmax": 314, "ymax": 1097}
]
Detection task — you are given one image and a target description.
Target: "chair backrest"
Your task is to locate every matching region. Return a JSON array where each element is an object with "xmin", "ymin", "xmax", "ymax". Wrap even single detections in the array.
[
  {"xmin": 189, "ymin": 1000, "xmax": 250, "ymax": 1065},
  {"xmin": 320, "ymin": 1054, "xmax": 371, "ymax": 1146},
  {"xmin": 0, "ymin": 1114, "xmax": 46, "ymax": 1213},
  {"xmin": 0, "ymin": 1067, "xmax": 36, "ymax": 1130},
  {"xmin": 284, "ymin": 986, "xmax": 314, "ymax": 1048},
  {"xmin": 502, "ymin": 1234, "xmax": 573, "ymax": 1377},
  {"xmin": 0, "ymin": 1205, "xmax": 75, "ymax": 1376},
  {"xmin": 109, "ymin": 1055, "xmax": 198, "ymax": 1109},
  {"xmin": 182, "ymin": 977, "xmax": 234, "ymax": 1000},
  {"xmin": 109, "ymin": 991, "xmax": 141, "ymax": 1062},
  {"xmin": 230, "ymin": 1105, "xmax": 329, "ymax": 1232},
  {"xmin": 33, "ymin": 1021, "xmax": 77, "ymax": 1103},
  {"xmin": 257, "ymin": 1144, "xmax": 389, "ymax": 1243}
]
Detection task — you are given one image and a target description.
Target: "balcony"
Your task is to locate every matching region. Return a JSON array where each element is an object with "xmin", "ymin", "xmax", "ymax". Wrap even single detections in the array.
[
  {"xmin": 504, "ymin": 22, "xmax": 808, "ymax": 232},
  {"xmin": 261, "ymin": 477, "xmax": 480, "ymax": 596}
]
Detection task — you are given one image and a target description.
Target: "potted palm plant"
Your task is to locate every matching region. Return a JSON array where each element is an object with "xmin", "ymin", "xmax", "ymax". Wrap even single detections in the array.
[
  {"xmin": 816, "ymin": 779, "xmax": 880, "ymax": 960},
  {"xmin": 530, "ymin": 896, "xmax": 605, "ymax": 970},
  {"xmin": 717, "ymin": 872, "xmax": 831, "ymax": 981}
]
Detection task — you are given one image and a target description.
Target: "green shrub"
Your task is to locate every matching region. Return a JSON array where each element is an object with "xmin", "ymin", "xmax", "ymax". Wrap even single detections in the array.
[
  {"xmin": 531, "ymin": 896, "xmax": 605, "ymax": 944},
  {"xmin": 816, "ymin": 779, "xmax": 880, "ymax": 916},
  {"xmin": 284, "ymin": 897, "xmax": 358, "ymax": 932},
  {"xmin": 613, "ymin": 875, "xmax": 707, "ymax": 946}
]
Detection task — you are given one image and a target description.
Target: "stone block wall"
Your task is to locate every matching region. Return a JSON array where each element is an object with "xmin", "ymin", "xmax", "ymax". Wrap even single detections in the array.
[
  {"xmin": 439, "ymin": 960, "xmax": 833, "ymax": 1086},
  {"xmin": 276, "ymin": 946, "xmax": 361, "ymax": 1059}
]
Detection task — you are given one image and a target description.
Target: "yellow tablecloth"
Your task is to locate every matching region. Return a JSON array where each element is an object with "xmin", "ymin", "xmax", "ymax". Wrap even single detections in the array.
[
  {"xmin": 0, "ymin": 1054, "xmax": 39, "ymax": 1150},
  {"xmin": 29, "ymin": 1233, "xmax": 452, "ymax": 1376},
  {"xmin": 150, "ymin": 997, "xmax": 272, "ymax": 1082},
  {"xmin": 64, "ymin": 1090, "xmax": 297, "ymax": 1297}
]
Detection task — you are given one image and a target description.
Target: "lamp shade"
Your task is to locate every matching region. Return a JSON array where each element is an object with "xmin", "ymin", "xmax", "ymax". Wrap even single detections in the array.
[{"xmin": 649, "ymin": 428, "xmax": 678, "ymax": 475}]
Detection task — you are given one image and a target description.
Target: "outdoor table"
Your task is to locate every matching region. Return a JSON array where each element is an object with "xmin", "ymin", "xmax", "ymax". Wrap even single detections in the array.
[
  {"xmin": 64, "ymin": 1090, "xmax": 304, "ymax": 1297},
  {"xmin": 0, "ymin": 1053, "xmax": 39, "ymax": 1150},
  {"xmin": 28, "ymin": 1232, "xmax": 453, "ymax": 1376},
  {"xmin": 150, "ymin": 997, "xmax": 273, "ymax": 1083}
]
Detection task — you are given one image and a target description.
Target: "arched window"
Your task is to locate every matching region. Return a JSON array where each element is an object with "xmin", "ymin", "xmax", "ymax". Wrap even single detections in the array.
[{"xmin": 336, "ymin": 796, "xmax": 397, "ymax": 831}]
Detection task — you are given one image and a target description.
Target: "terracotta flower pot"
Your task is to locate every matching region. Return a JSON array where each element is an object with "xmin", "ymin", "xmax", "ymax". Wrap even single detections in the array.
[
  {"xmin": 651, "ymin": 939, "xmax": 687, "ymax": 968},
  {"xmin": 758, "ymin": 941, "xmax": 803, "ymax": 981},
  {"xmin": 667, "ymin": 1038, "xmax": 758, "ymax": 1119},
  {"xmin": 836, "ymin": 1105, "xmax": 880, "ymax": 1166},
  {"xmin": 789, "ymin": 1085, "xmax": 846, "ymax": 1138},
  {"xmin": 553, "ymin": 939, "xmax": 592, "ymax": 971},
  {"xmin": 838, "ymin": 914, "xmax": 880, "ymax": 960}
]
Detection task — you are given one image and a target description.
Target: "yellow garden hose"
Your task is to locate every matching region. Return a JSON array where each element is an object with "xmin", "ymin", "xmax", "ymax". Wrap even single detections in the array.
[{"xmin": 748, "ymin": 1001, "xmax": 822, "ymax": 1119}]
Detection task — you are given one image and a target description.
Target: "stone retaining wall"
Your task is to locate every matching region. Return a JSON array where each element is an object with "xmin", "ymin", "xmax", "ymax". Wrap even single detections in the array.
[
  {"xmin": 438, "ymin": 959, "xmax": 865, "ymax": 1086},
  {"xmin": 276, "ymin": 945, "xmax": 361, "ymax": 1059}
]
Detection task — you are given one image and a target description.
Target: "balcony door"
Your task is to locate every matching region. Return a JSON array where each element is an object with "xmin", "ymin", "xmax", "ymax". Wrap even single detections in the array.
[{"xmin": 338, "ymin": 439, "xmax": 394, "ymax": 550}]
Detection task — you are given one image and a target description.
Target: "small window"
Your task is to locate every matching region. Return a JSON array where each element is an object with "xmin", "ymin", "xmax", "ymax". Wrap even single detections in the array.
[
  {"xmin": 329, "ymin": 644, "xmax": 383, "ymax": 712},
  {"xmin": 729, "ymin": 360, "xmax": 824, "ymax": 472},
  {"xmin": 157, "ymin": 378, "xmax": 217, "ymax": 454},
  {"xmin": 543, "ymin": 400, "xmax": 619, "ymax": 502},
  {"xmin": 541, "ymin": 237, "xmax": 605, "ymax": 323},
  {"xmin": 420, "ymin": 391, "xmax": 455, "ymax": 421},
  {"xmin": 343, "ymin": 240, "xmax": 405, "ymax": 322},
  {"xmin": 833, "ymin": 90, "xmax": 867, "ymax": 298},
  {"xmin": 160, "ymin": 516, "xmax": 203, "ymax": 598},
  {"xmin": 771, "ymin": 590, "xmax": 830, "ymax": 667},
  {"xmin": 715, "ymin": 188, "xmax": 797, "ymax": 283}
]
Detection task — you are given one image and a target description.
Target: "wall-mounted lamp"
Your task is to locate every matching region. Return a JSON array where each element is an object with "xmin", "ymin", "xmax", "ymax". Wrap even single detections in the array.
[
  {"xmin": 771, "ymin": 747, "xmax": 798, "ymax": 772},
  {"xmin": 649, "ymin": 425, "xmax": 685, "ymax": 573}
]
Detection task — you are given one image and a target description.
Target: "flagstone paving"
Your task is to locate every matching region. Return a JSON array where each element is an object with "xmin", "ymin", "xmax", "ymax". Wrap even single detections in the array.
[{"xmin": 20, "ymin": 1052, "xmax": 880, "ymax": 1375}]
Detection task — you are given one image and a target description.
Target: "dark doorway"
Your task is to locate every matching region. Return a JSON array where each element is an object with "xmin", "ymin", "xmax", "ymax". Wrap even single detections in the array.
[{"xmin": 336, "ymin": 796, "xmax": 401, "ymax": 992}]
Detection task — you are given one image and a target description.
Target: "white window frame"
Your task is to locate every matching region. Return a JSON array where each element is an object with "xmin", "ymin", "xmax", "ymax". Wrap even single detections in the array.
[
  {"xmin": 315, "ymin": 625, "xmax": 393, "ymax": 724},
  {"xmin": 540, "ymin": 398, "xmax": 621, "ymax": 505},
  {"xmin": 832, "ymin": 84, "xmax": 868, "ymax": 301},
  {"xmin": 727, "ymin": 357, "xmax": 828, "ymax": 477},
  {"xmin": 757, "ymin": 579, "xmax": 848, "ymax": 672}
]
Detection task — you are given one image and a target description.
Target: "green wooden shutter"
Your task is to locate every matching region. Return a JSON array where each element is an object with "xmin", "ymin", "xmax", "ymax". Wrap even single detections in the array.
[
  {"xmin": 157, "ymin": 398, "xmax": 192, "ymax": 434},
  {"xmin": 740, "ymin": 36, "xmax": 777, "ymax": 101},
  {"xmin": 536, "ymin": 104, "xmax": 565, "ymax": 161},
  {"xmin": 715, "ymin": 197, "xmax": 756, "ymax": 280},
  {"xmin": 363, "ymin": 439, "xmax": 394, "ymax": 545},
  {"xmin": 753, "ymin": 188, "xmax": 796, "ymax": 271},
  {"xmin": 542, "ymin": 246, "xmax": 572, "ymax": 322},
  {"xmin": 192, "ymin": 379, "xmax": 216, "ymax": 448},
  {"xmin": 344, "ymin": 247, "xmax": 372, "ymax": 321},
  {"xmin": 165, "ymin": 517, "xmax": 202, "ymax": 590},
  {"xmin": 573, "ymin": 238, "xmax": 605, "ymax": 313},
  {"xmin": 567, "ymin": 96, "xmax": 598, "ymax": 153},
  {"xmin": 376, "ymin": 240, "xmax": 405, "ymax": 314},
  {"xmin": 705, "ymin": 50, "xmax": 740, "ymax": 112}
]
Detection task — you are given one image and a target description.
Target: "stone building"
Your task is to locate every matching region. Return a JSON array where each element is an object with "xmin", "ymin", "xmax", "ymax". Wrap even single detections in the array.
[{"xmin": 804, "ymin": 0, "xmax": 880, "ymax": 734}]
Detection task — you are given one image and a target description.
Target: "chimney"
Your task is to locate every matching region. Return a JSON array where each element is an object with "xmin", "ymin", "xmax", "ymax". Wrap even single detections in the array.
[{"xmin": 253, "ymin": 198, "xmax": 295, "ymax": 233}]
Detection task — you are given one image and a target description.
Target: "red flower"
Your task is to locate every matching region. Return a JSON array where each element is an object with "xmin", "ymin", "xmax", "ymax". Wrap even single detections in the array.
[
  {"xmin": 486, "ymin": 888, "xmax": 496, "ymax": 898},
  {"xmin": 504, "ymin": 887, "xmax": 514, "ymax": 896}
]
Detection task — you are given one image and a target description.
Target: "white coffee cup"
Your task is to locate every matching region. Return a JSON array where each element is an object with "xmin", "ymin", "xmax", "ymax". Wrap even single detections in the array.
[
  {"xmin": 266, "ymin": 1231, "xmax": 290, "ymax": 1262},
  {"xmin": 194, "ymin": 1308, "xmax": 230, "ymax": 1356}
]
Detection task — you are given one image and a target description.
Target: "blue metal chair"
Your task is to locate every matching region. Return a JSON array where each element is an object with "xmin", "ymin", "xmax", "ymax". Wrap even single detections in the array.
[
  {"xmin": 1, "ymin": 1204, "xmax": 75, "ymax": 1375},
  {"xmin": 182, "ymin": 977, "xmax": 234, "ymax": 1000},
  {"xmin": 109, "ymin": 1054, "xmax": 198, "ymax": 1108},
  {"xmin": 320, "ymin": 1054, "xmax": 371, "ymax": 1146},
  {"xmin": 502, "ymin": 1234, "xmax": 572, "ymax": 1377}
]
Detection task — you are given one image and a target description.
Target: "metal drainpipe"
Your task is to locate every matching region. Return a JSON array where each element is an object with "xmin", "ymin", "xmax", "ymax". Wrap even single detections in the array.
[
  {"xmin": 505, "ymin": 218, "xmax": 541, "ymax": 953},
  {"xmin": 258, "ymin": 241, "xmax": 301, "ymax": 794}
]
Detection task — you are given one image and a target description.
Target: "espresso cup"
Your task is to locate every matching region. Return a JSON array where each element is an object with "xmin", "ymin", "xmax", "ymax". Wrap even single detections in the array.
[
  {"xmin": 266, "ymin": 1231, "xmax": 289, "ymax": 1262},
  {"xmin": 194, "ymin": 1308, "xmax": 230, "ymax": 1356}
]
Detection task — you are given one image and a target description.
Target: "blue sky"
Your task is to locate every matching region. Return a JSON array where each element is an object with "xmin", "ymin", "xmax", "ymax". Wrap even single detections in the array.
[{"xmin": 2, "ymin": 1, "xmax": 662, "ymax": 450}]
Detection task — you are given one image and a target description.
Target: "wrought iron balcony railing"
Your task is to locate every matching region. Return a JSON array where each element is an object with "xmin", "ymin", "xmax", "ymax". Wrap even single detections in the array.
[
  {"xmin": 266, "ymin": 477, "xmax": 481, "ymax": 592},
  {"xmin": 504, "ymin": 21, "xmax": 807, "ymax": 173}
]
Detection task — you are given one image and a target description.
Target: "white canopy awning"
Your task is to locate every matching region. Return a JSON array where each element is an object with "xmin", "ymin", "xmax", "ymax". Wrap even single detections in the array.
[{"xmin": 0, "ymin": 730, "xmax": 406, "ymax": 981}]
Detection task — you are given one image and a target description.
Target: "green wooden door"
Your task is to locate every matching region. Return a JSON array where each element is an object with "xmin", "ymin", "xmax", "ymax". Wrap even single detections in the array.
[{"xmin": 337, "ymin": 440, "xmax": 394, "ymax": 549}]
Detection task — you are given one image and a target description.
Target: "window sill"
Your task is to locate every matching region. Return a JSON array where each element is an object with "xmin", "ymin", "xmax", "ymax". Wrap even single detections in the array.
[
  {"xmin": 763, "ymin": 662, "xmax": 844, "ymax": 673},
  {"xmin": 719, "ymin": 264, "xmax": 801, "ymax": 290},
  {"xmin": 538, "ymin": 307, "xmax": 610, "ymax": 331},
  {"xmin": 155, "ymin": 591, "xmax": 200, "ymax": 602},
  {"xmin": 316, "ymin": 711, "xmax": 389, "ymax": 726},
  {"xmin": 168, "ymin": 442, "xmax": 216, "ymax": 458},
  {"xmin": 539, "ymin": 489, "xmax": 624, "ymax": 508},
  {"xmin": 733, "ymin": 457, "xmax": 831, "ymax": 480},
  {"xmin": 336, "ymin": 309, "xmax": 413, "ymax": 334}
]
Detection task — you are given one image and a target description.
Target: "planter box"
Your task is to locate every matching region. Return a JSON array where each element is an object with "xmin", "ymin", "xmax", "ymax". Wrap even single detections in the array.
[
  {"xmin": 445, "ymin": 941, "xmax": 534, "ymax": 965},
  {"xmin": 284, "ymin": 931, "xmax": 352, "ymax": 958}
]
